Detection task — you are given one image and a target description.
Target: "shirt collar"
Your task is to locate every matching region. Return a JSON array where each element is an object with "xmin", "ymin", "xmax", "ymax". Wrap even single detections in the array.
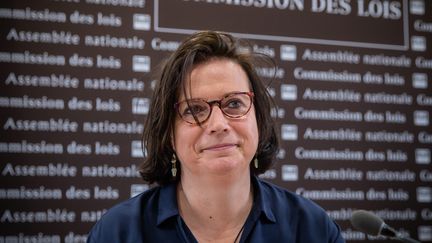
[
  {"xmin": 156, "ymin": 182, "xmax": 179, "ymax": 226},
  {"xmin": 252, "ymin": 175, "xmax": 276, "ymax": 223},
  {"xmin": 155, "ymin": 175, "xmax": 277, "ymax": 226}
]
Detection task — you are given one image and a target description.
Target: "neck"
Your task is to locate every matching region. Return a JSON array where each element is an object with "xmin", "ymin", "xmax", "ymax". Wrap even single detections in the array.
[{"xmin": 177, "ymin": 170, "xmax": 253, "ymax": 242}]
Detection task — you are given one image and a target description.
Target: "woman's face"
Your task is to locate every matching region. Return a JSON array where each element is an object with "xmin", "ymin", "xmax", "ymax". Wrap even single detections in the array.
[{"xmin": 173, "ymin": 59, "xmax": 259, "ymax": 178}]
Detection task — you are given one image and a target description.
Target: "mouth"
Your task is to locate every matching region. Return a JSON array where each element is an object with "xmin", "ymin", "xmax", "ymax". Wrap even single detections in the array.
[{"xmin": 202, "ymin": 143, "xmax": 238, "ymax": 152}]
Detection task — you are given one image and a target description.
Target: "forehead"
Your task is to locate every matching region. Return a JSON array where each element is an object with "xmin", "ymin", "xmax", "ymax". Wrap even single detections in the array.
[{"xmin": 182, "ymin": 59, "xmax": 250, "ymax": 99}]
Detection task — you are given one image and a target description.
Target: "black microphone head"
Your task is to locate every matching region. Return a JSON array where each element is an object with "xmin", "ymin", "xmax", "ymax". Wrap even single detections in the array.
[{"xmin": 350, "ymin": 210, "xmax": 384, "ymax": 236}]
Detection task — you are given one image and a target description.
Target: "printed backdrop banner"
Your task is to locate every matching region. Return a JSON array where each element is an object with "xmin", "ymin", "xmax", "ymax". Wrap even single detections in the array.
[{"xmin": 0, "ymin": 0, "xmax": 431, "ymax": 242}]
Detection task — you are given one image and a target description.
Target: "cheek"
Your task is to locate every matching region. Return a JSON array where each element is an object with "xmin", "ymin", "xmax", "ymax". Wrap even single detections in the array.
[
  {"xmin": 249, "ymin": 109, "xmax": 259, "ymax": 139},
  {"xmin": 173, "ymin": 123, "xmax": 199, "ymax": 156},
  {"xmin": 239, "ymin": 113, "xmax": 259, "ymax": 150},
  {"xmin": 250, "ymin": 121, "xmax": 259, "ymax": 149},
  {"xmin": 251, "ymin": 115, "xmax": 260, "ymax": 151}
]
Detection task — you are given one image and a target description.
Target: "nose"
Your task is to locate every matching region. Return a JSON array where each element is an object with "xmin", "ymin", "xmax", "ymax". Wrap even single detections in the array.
[{"xmin": 205, "ymin": 105, "xmax": 230, "ymax": 133}]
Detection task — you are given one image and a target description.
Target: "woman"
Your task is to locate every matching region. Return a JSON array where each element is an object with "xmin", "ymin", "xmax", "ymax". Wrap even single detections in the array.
[{"xmin": 87, "ymin": 31, "xmax": 345, "ymax": 243}]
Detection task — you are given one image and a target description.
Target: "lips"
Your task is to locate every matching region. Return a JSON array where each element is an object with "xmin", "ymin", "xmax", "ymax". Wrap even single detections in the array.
[{"xmin": 202, "ymin": 143, "xmax": 238, "ymax": 151}]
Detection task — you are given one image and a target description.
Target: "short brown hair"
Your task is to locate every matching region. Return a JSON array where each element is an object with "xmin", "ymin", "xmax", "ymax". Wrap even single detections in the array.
[{"xmin": 139, "ymin": 31, "xmax": 279, "ymax": 185}]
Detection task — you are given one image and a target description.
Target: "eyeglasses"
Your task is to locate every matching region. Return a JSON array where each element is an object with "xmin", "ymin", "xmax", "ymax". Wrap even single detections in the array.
[{"xmin": 174, "ymin": 91, "xmax": 254, "ymax": 124}]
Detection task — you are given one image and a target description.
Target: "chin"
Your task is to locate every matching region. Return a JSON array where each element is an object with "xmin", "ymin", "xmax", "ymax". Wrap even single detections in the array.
[{"xmin": 205, "ymin": 157, "xmax": 247, "ymax": 174}]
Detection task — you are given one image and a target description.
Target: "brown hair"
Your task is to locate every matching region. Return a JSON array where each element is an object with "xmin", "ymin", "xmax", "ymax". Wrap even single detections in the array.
[{"xmin": 139, "ymin": 31, "xmax": 279, "ymax": 185}]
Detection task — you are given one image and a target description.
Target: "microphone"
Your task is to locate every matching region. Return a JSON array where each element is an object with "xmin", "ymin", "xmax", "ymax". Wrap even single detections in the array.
[{"xmin": 350, "ymin": 210, "xmax": 421, "ymax": 243}]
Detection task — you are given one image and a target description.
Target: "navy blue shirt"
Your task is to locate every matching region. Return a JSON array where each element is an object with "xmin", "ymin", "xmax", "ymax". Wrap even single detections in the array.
[{"xmin": 87, "ymin": 176, "xmax": 345, "ymax": 243}]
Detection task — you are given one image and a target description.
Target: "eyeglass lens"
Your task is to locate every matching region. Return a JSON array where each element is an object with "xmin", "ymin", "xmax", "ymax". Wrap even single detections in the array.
[{"xmin": 177, "ymin": 92, "xmax": 252, "ymax": 123}]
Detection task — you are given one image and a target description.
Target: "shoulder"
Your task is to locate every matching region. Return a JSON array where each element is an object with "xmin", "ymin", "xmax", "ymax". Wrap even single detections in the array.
[
  {"xmin": 98, "ymin": 185, "xmax": 160, "ymax": 223},
  {"xmin": 256, "ymin": 178, "xmax": 345, "ymax": 242},
  {"xmin": 86, "ymin": 186, "xmax": 161, "ymax": 242},
  {"xmin": 257, "ymin": 178, "xmax": 324, "ymax": 214}
]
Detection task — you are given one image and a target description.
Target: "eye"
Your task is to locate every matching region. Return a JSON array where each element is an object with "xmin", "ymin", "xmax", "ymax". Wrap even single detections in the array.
[
  {"xmin": 225, "ymin": 98, "xmax": 244, "ymax": 109},
  {"xmin": 223, "ymin": 94, "xmax": 249, "ymax": 110},
  {"xmin": 181, "ymin": 102, "xmax": 208, "ymax": 116}
]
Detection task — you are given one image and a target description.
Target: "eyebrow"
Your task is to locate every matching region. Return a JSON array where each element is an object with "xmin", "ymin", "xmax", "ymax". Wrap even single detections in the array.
[{"xmin": 178, "ymin": 91, "xmax": 250, "ymax": 103}]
